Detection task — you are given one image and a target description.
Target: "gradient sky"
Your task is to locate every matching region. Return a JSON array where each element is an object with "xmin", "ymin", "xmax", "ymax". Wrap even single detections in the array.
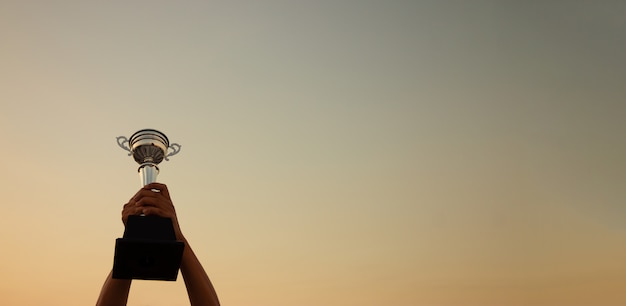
[{"xmin": 1, "ymin": 1, "xmax": 625, "ymax": 305}]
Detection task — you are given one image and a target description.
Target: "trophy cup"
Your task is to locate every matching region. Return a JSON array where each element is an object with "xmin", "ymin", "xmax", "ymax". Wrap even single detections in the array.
[{"xmin": 112, "ymin": 129, "xmax": 185, "ymax": 281}]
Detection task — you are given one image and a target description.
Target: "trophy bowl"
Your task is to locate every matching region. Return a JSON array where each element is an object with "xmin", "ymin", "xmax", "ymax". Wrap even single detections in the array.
[
  {"xmin": 129, "ymin": 129, "xmax": 170, "ymax": 164},
  {"xmin": 117, "ymin": 129, "xmax": 181, "ymax": 186}
]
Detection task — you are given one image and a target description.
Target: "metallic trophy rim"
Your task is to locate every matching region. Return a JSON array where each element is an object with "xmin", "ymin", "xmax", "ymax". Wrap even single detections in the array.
[{"xmin": 129, "ymin": 129, "xmax": 170, "ymax": 155}]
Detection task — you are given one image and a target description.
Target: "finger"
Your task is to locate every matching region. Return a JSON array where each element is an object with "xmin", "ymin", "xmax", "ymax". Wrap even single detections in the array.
[
  {"xmin": 141, "ymin": 206, "xmax": 173, "ymax": 219},
  {"xmin": 129, "ymin": 187, "xmax": 147, "ymax": 202},
  {"xmin": 123, "ymin": 198, "xmax": 140, "ymax": 214},
  {"xmin": 135, "ymin": 186, "xmax": 171, "ymax": 204},
  {"xmin": 136, "ymin": 196, "xmax": 163, "ymax": 207},
  {"xmin": 122, "ymin": 204, "xmax": 140, "ymax": 224},
  {"xmin": 136, "ymin": 196, "xmax": 173, "ymax": 211},
  {"xmin": 130, "ymin": 183, "xmax": 166, "ymax": 201},
  {"xmin": 135, "ymin": 188, "xmax": 162, "ymax": 200},
  {"xmin": 144, "ymin": 182, "xmax": 171, "ymax": 200},
  {"xmin": 122, "ymin": 201, "xmax": 135, "ymax": 215},
  {"xmin": 158, "ymin": 184, "xmax": 170, "ymax": 200}
]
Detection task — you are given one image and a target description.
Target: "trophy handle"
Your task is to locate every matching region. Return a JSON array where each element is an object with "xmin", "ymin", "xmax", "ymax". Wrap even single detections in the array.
[
  {"xmin": 116, "ymin": 136, "xmax": 133, "ymax": 156},
  {"xmin": 165, "ymin": 143, "xmax": 181, "ymax": 161}
]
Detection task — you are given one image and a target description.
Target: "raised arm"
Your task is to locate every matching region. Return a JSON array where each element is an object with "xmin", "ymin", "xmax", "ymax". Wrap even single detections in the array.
[
  {"xmin": 96, "ymin": 188, "xmax": 142, "ymax": 306},
  {"xmin": 97, "ymin": 183, "xmax": 219, "ymax": 306},
  {"xmin": 179, "ymin": 238, "xmax": 221, "ymax": 306},
  {"xmin": 96, "ymin": 271, "xmax": 132, "ymax": 306}
]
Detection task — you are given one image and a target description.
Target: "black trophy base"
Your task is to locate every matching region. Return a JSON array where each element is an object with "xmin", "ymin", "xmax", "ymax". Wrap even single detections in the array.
[{"xmin": 112, "ymin": 215, "xmax": 185, "ymax": 281}]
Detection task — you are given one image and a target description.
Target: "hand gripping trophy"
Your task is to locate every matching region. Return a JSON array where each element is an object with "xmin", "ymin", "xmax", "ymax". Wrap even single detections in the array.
[{"xmin": 113, "ymin": 129, "xmax": 184, "ymax": 281}]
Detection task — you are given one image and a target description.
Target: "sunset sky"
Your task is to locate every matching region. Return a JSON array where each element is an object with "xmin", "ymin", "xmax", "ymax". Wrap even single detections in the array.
[{"xmin": 1, "ymin": 1, "xmax": 625, "ymax": 305}]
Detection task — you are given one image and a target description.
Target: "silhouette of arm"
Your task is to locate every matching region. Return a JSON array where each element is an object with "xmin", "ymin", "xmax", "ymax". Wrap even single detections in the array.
[
  {"xmin": 180, "ymin": 237, "xmax": 221, "ymax": 306},
  {"xmin": 97, "ymin": 183, "xmax": 219, "ymax": 306},
  {"xmin": 96, "ymin": 271, "xmax": 131, "ymax": 306}
]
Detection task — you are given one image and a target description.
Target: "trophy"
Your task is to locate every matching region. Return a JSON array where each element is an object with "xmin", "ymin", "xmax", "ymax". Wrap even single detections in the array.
[{"xmin": 112, "ymin": 129, "xmax": 185, "ymax": 281}]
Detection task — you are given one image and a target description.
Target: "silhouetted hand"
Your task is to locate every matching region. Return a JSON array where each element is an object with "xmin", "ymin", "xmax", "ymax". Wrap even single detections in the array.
[{"xmin": 122, "ymin": 182, "xmax": 184, "ymax": 240}]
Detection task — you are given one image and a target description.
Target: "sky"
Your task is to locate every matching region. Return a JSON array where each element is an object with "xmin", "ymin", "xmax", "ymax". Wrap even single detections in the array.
[{"xmin": 1, "ymin": 1, "xmax": 625, "ymax": 305}]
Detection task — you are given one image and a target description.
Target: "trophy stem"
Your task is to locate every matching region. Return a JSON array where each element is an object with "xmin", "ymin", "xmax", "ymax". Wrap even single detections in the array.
[{"xmin": 138, "ymin": 163, "xmax": 159, "ymax": 186}]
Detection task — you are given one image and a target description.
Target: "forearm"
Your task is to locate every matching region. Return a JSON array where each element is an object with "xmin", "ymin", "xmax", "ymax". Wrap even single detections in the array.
[
  {"xmin": 96, "ymin": 270, "xmax": 132, "ymax": 306},
  {"xmin": 180, "ymin": 238, "xmax": 220, "ymax": 306}
]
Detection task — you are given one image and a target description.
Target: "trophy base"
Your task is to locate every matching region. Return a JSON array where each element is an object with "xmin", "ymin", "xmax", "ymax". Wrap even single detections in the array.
[{"xmin": 112, "ymin": 215, "xmax": 185, "ymax": 281}]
